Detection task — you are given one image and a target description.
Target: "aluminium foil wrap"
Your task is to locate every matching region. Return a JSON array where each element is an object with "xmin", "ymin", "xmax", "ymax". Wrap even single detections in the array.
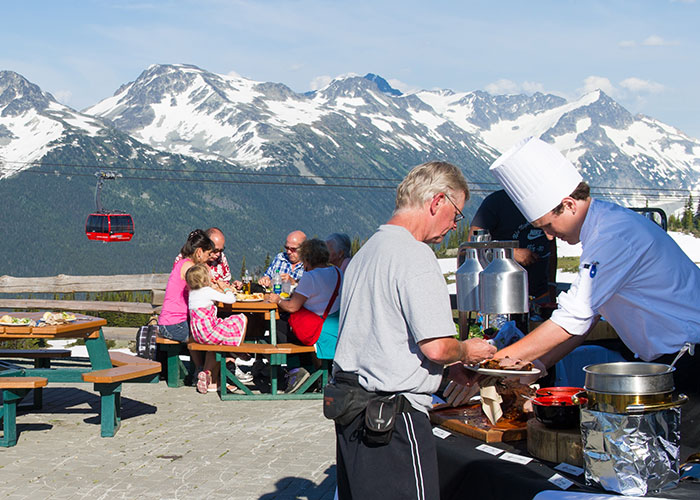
[{"xmin": 580, "ymin": 407, "xmax": 680, "ymax": 496}]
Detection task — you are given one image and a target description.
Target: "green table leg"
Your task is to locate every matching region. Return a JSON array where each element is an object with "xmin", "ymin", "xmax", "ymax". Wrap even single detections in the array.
[
  {"xmin": 0, "ymin": 388, "xmax": 31, "ymax": 447},
  {"xmin": 160, "ymin": 343, "xmax": 188, "ymax": 388},
  {"xmin": 94, "ymin": 382, "xmax": 122, "ymax": 437},
  {"xmin": 85, "ymin": 329, "xmax": 113, "ymax": 370},
  {"xmin": 270, "ymin": 313, "xmax": 277, "ymax": 345},
  {"xmin": 217, "ymin": 353, "xmax": 254, "ymax": 397}
]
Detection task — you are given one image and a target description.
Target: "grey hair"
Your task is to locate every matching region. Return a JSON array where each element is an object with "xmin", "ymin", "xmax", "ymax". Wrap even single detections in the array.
[
  {"xmin": 326, "ymin": 233, "xmax": 352, "ymax": 258},
  {"xmin": 394, "ymin": 161, "xmax": 469, "ymax": 212}
]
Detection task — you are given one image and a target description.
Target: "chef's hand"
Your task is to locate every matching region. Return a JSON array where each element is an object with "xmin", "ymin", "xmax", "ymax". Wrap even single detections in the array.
[
  {"xmin": 513, "ymin": 248, "xmax": 538, "ymax": 266},
  {"xmin": 518, "ymin": 359, "xmax": 547, "ymax": 385},
  {"xmin": 460, "ymin": 338, "xmax": 497, "ymax": 365},
  {"xmin": 443, "ymin": 365, "xmax": 483, "ymax": 407}
]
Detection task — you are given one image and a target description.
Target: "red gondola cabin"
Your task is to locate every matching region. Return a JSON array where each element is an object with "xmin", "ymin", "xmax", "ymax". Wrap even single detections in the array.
[{"xmin": 85, "ymin": 213, "xmax": 134, "ymax": 242}]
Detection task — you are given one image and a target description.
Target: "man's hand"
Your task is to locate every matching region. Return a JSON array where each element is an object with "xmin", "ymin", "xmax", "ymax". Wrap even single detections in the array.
[
  {"xmin": 419, "ymin": 337, "xmax": 495, "ymax": 365},
  {"xmin": 258, "ymin": 276, "xmax": 271, "ymax": 287},
  {"xmin": 442, "ymin": 364, "xmax": 482, "ymax": 406},
  {"xmin": 460, "ymin": 338, "xmax": 497, "ymax": 365},
  {"xmin": 279, "ymin": 272, "xmax": 295, "ymax": 284},
  {"xmin": 513, "ymin": 248, "xmax": 538, "ymax": 266}
]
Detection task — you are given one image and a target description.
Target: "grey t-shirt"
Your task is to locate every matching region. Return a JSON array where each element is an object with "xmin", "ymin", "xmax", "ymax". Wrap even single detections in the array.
[{"xmin": 333, "ymin": 224, "xmax": 458, "ymax": 411}]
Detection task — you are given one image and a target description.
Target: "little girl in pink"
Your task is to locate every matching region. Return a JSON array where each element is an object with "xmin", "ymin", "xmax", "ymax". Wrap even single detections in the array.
[{"xmin": 185, "ymin": 263, "xmax": 247, "ymax": 393}]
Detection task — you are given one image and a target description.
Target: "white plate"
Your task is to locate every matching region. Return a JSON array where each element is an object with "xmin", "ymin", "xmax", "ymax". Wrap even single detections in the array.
[
  {"xmin": 0, "ymin": 320, "xmax": 34, "ymax": 326},
  {"xmin": 465, "ymin": 365, "xmax": 541, "ymax": 377},
  {"xmin": 237, "ymin": 298, "xmax": 263, "ymax": 302}
]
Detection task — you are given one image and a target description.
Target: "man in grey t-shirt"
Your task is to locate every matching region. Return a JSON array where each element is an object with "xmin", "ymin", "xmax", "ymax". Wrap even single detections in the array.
[{"xmin": 332, "ymin": 161, "xmax": 496, "ymax": 500}]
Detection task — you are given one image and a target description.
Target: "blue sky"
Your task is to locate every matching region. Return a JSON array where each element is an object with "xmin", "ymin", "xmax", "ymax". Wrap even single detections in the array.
[{"xmin": 2, "ymin": 0, "xmax": 699, "ymax": 138}]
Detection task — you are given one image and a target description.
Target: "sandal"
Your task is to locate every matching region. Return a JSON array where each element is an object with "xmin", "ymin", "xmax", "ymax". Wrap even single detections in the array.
[
  {"xmin": 225, "ymin": 384, "xmax": 245, "ymax": 394},
  {"xmin": 197, "ymin": 370, "xmax": 211, "ymax": 394}
]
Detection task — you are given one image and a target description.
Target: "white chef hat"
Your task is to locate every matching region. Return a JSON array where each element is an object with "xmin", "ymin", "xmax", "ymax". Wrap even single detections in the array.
[{"xmin": 490, "ymin": 137, "xmax": 583, "ymax": 222}]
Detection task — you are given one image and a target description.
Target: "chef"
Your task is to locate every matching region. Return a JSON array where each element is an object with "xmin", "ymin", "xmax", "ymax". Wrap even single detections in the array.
[{"xmin": 489, "ymin": 136, "xmax": 700, "ymax": 449}]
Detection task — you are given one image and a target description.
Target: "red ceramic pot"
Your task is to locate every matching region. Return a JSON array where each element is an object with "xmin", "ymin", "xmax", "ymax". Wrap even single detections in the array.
[
  {"xmin": 532, "ymin": 394, "xmax": 585, "ymax": 429},
  {"xmin": 536, "ymin": 386, "xmax": 584, "ymax": 398}
]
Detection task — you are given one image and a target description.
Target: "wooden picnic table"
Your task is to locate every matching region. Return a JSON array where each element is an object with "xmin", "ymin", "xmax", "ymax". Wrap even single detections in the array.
[
  {"xmin": 216, "ymin": 296, "xmax": 280, "ymax": 344},
  {"xmin": 0, "ymin": 312, "xmax": 159, "ymax": 442}
]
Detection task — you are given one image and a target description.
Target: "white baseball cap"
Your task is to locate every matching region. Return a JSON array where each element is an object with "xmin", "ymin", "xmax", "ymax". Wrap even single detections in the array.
[{"xmin": 490, "ymin": 137, "xmax": 583, "ymax": 222}]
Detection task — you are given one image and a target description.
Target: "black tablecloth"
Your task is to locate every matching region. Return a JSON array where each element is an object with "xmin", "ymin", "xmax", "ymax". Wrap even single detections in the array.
[{"xmin": 435, "ymin": 431, "xmax": 700, "ymax": 500}]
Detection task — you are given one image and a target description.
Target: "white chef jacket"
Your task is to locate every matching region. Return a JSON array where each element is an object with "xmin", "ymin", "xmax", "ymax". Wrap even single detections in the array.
[{"xmin": 551, "ymin": 199, "xmax": 700, "ymax": 361}]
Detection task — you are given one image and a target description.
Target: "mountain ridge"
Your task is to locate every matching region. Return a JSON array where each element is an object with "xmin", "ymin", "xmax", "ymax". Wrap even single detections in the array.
[{"xmin": 1, "ymin": 65, "xmax": 699, "ymax": 276}]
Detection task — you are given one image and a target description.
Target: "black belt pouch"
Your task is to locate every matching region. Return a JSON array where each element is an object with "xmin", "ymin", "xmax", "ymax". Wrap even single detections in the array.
[
  {"xmin": 323, "ymin": 373, "xmax": 373, "ymax": 426},
  {"xmin": 363, "ymin": 395, "xmax": 397, "ymax": 446}
]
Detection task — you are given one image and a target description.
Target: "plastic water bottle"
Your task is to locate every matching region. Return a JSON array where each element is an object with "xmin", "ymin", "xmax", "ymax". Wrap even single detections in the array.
[{"xmin": 272, "ymin": 271, "xmax": 282, "ymax": 294}]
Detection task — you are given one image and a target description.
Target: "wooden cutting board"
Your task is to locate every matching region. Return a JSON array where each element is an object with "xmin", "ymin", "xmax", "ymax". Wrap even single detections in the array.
[{"xmin": 430, "ymin": 405, "xmax": 528, "ymax": 443}]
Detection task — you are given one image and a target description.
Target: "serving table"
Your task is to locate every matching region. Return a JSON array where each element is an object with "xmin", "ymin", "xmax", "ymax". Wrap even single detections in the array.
[
  {"xmin": 0, "ymin": 312, "xmax": 159, "ymax": 441},
  {"xmin": 434, "ymin": 426, "xmax": 699, "ymax": 500}
]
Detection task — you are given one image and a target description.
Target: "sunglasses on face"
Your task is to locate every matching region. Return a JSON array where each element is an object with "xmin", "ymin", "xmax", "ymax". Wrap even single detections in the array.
[{"xmin": 285, "ymin": 245, "xmax": 299, "ymax": 253}]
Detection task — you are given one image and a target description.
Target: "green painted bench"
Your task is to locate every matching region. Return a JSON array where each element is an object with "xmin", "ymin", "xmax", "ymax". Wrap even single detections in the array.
[
  {"xmin": 0, "ymin": 349, "xmax": 71, "ymax": 409},
  {"xmin": 187, "ymin": 341, "xmax": 329, "ymax": 400},
  {"xmin": 0, "ymin": 376, "xmax": 48, "ymax": 447},
  {"xmin": 81, "ymin": 352, "xmax": 161, "ymax": 437},
  {"xmin": 156, "ymin": 336, "xmax": 193, "ymax": 388}
]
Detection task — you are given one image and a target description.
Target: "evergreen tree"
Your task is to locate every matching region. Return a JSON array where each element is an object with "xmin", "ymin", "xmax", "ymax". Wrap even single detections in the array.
[
  {"xmin": 668, "ymin": 214, "xmax": 679, "ymax": 231},
  {"xmin": 264, "ymin": 253, "xmax": 271, "ymax": 269},
  {"xmin": 682, "ymin": 194, "xmax": 694, "ymax": 231},
  {"xmin": 240, "ymin": 256, "xmax": 247, "ymax": 279}
]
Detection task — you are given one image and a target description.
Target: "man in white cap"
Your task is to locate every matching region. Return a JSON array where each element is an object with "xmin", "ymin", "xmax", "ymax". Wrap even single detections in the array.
[{"xmin": 490, "ymin": 136, "xmax": 700, "ymax": 449}]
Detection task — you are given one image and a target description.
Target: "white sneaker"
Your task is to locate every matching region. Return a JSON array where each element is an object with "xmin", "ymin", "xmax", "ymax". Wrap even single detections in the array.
[{"xmin": 235, "ymin": 367, "xmax": 254, "ymax": 384}]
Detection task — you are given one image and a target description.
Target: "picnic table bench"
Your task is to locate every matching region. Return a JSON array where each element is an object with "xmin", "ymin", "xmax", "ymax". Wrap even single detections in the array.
[
  {"xmin": 0, "ymin": 376, "xmax": 48, "ymax": 447},
  {"xmin": 187, "ymin": 341, "xmax": 329, "ymax": 400},
  {"xmin": 0, "ymin": 349, "xmax": 72, "ymax": 408}
]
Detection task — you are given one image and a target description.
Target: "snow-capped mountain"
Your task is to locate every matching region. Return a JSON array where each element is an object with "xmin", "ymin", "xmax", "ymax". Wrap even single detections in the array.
[
  {"xmin": 0, "ymin": 70, "xmax": 120, "ymax": 178},
  {"xmin": 83, "ymin": 64, "xmax": 700, "ymax": 201},
  {"xmin": 84, "ymin": 64, "xmax": 498, "ymax": 179},
  {"xmin": 2, "ymin": 64, "xmax": 699, "ymax": 276},
  {"xmin": 417, "ymin": 88, "xmax": 700, "ymax": 200}
]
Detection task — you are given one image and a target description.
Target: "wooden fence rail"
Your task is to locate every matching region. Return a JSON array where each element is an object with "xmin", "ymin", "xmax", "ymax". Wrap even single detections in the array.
[{"xmin": 0, "ymin": 274, "xmax": 169, "ymax": 315}]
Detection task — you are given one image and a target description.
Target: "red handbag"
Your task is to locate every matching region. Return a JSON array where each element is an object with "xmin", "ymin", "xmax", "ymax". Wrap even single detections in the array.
[{"xmin": 289, "ymin": 268, "xmax": 341, "ymax": 345}]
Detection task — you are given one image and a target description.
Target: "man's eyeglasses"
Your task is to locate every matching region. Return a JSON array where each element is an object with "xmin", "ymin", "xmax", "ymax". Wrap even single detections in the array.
[
  {"xmin": 285, "ymin": 245, "xmax": 300, "ymax": 253},
  {"xmin": 444, "ymin": 193, "xmax": 465, "ymax": 223},
  {"xmin": 213, "ymin": 247, "xmax": 225, "ymax": 253}
]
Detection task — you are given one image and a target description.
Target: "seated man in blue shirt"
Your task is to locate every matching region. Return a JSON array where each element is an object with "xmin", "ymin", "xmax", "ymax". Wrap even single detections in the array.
[{"xmin": 258, "ymin": 230, "xmax": 307, "ymax": 288}]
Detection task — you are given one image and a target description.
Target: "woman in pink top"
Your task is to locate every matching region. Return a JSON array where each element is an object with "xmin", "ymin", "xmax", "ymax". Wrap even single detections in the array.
[{"xmin": 158, "ymin": 230, "xmax": 215, "ymax": 372}]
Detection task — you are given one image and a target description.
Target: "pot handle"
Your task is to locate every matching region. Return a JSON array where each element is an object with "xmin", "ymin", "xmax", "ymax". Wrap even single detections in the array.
[
  {"xmin": 626, "ymin": 394, "xmax": 689, "ymax": 414},
  {"xmin": 571, "ymin": 390, "xmax": 587, "ymax": 406}
]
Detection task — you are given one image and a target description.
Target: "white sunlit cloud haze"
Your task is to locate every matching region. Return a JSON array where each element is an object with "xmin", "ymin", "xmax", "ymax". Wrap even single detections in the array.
[{"xmin": 1, "ymin": 0, "xmax": 698, "ymax": 138}]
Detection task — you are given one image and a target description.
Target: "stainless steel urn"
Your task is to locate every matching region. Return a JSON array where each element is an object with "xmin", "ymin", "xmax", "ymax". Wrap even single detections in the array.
[
  {"xmin": 455, "ymin": 248, "xmax": 482, "ymax": 312},
  {"xmin": 478, "ymin": 247, "xmax": 528, "ymax": 314}
]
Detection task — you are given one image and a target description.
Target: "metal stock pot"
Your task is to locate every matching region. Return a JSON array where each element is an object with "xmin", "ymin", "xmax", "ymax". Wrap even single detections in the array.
[{"xmin": 572, "ymin": 362, "xmax": 688, "ymax": 414}]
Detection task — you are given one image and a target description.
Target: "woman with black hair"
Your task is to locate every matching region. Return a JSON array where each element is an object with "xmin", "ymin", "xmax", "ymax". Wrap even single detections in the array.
[{"xmin": 158, "ymin": 229, "xmax": 215, "ymax": 382}]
